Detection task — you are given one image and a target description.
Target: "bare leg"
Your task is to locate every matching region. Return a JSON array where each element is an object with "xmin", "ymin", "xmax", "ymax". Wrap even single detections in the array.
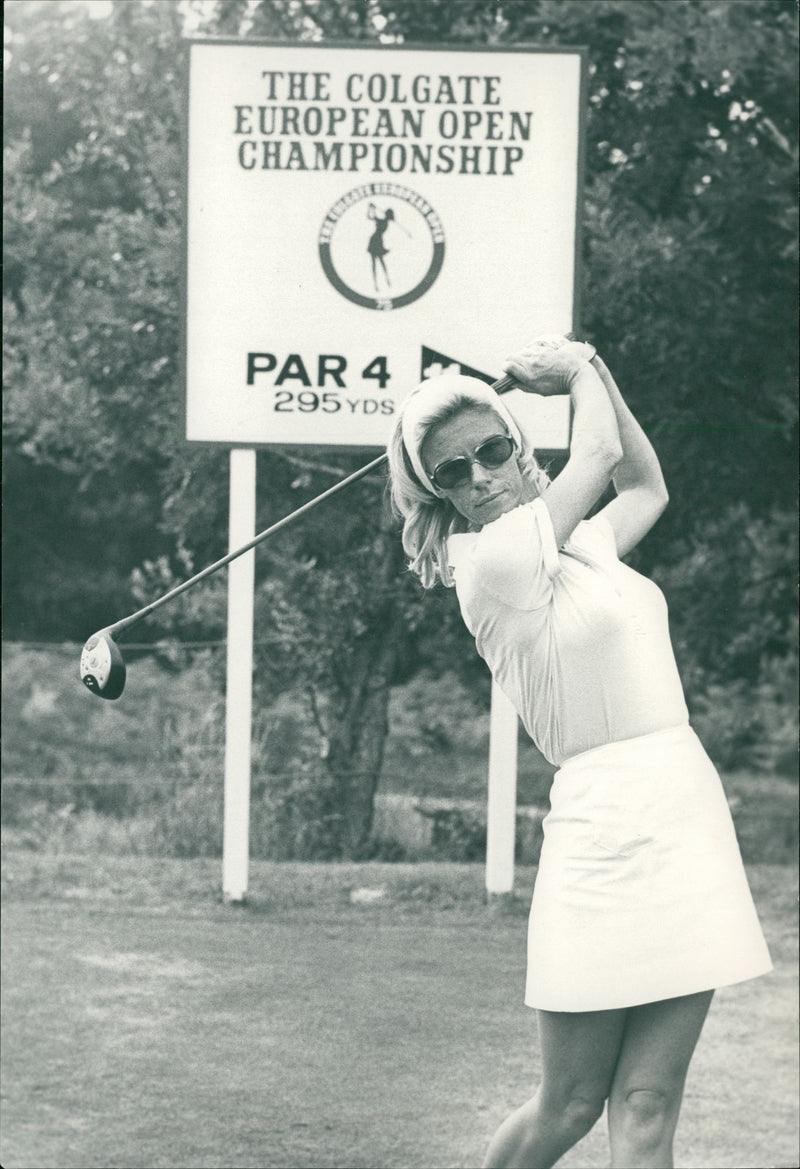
[
  {"xmin": 482, "ymin": 1007, "xmax": 627, "ymax": 1169},
  {"xmin": 607, "ymin": 991, "xmax": 713, "ymax": 1169}
]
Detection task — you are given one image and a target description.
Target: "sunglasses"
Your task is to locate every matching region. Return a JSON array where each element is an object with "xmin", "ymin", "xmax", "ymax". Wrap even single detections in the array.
[{"xmin": 429, "ymin": 434, "xmax": 516, "ymax": 491}]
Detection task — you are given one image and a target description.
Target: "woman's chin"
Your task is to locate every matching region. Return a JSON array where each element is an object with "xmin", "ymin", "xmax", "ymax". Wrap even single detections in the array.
[{"xmin": 472, "ymin": 492, "xmax": 516, "ymax": 526}]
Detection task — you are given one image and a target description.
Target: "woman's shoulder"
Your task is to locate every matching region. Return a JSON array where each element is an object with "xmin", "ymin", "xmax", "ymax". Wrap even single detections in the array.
[
  {"xmin": 451, "ymin": 501, "xmax": 616, "ymax": 565},
  {"xmin": 447, "ymin": 498, "xmax": 559, "ymax": 610},
  {"xmin": 564, "ymin": 511, "xmax": 618, "ymax": 561},
  {"xmin": 446, "ymin": 530, "xmax": 478, "ymax": 572},
  {"xmin": 447, "ymin": 498, "xmax": 542, "ymax": 561}
]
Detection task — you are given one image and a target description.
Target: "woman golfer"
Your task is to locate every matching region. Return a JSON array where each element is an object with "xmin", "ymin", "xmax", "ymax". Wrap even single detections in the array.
[
  {"xmin": 386, "ymin": 337, "xmax": 771, "ymax": 1169},
  {"xmin": 367, "ymin": 204, "xmax": 395, "ymax": 291}
]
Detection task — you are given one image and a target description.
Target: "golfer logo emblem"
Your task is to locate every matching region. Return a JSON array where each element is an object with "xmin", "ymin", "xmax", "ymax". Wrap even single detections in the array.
[{"xmin": 319, "ymin": 183, "xmax": 445, "ymax": 311}]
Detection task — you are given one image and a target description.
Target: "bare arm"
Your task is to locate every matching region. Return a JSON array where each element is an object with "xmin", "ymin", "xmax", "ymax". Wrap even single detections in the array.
[
  {"xmin": 502, "ymin": 345, "xmax": 622, "ymax": 549},
  {"xmin": 590, "ymin": 356, "xmax": 669, "ymax": 557}
]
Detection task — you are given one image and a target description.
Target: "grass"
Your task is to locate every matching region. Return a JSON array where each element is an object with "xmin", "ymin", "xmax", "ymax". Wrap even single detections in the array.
[{"xmin": 1, "ymin": 852, "xmax": 798, "ymax": 1169}]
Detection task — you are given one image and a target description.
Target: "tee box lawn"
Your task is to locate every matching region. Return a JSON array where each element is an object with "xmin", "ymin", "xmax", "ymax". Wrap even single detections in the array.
[{"xmin": 1, "ymin": 853, "xmax": 798, "ymax": 1169}]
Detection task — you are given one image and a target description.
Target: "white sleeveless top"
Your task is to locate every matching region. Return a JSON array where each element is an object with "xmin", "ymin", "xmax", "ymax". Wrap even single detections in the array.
[{"xmin": 447, "ymin": 498, "xmax": 689, "ymax": 767}]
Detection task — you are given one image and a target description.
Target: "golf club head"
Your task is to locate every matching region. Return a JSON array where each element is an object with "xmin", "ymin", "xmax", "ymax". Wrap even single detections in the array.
[{"xmin": 80, "ymin": 629, "xmax": 127, "ymax": 700}]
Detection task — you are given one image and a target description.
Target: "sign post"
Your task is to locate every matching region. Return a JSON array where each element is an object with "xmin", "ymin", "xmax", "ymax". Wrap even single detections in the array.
[
  {"xmin": 184, "ymin": 39, "xmax": 586, "ymax": 900},
  {"xmin": 221, "ymin": 448, "xmax": 256, "ymax": 903}
]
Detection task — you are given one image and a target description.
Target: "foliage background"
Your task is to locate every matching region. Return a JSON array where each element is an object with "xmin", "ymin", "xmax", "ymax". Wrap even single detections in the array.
[{"xmin": 3, "ymin": 0, "xmax": 797, "ymax": 856}]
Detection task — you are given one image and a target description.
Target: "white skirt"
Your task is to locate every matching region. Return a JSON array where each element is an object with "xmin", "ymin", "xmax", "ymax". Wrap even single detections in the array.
[{"xmin": 525, "ymin": 724, "xmax": 772, "ymax": 1012}]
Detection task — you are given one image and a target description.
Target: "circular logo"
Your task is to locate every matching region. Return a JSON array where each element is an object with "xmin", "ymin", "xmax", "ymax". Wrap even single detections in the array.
[{"xmin": 318, "ymin": 183, "xmax": 445, "ymax": 311}]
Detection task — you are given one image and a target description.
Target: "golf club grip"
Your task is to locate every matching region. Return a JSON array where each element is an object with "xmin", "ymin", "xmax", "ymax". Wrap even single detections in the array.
[
  {"xmin": 490, "ymin": 373, "xmax": 518, "ymax": 395},
  {"xmin": 107, "ymin": 371, "xmax": 521, "ymax": 637}
]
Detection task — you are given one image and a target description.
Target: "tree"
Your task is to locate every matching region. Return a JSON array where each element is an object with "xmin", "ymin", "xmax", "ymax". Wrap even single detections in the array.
[{"xmin": 3, "ymin": 0, "xmax": 192, "ymax": 636}]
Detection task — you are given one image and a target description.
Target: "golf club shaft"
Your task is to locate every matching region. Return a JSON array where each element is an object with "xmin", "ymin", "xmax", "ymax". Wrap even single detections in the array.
[
  {"xmin": 107, "ymin": 372, "xmax": 518, "ymax": 639},
  {"xmin": 107, "ymin": 452, "xmax": 387, "ymax": 638}
]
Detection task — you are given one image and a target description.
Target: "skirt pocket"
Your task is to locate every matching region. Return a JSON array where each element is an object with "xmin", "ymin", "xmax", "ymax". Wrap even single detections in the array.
[{"xmin": 592, "ymin": 830, "xmax": 653, "ymax": 858}]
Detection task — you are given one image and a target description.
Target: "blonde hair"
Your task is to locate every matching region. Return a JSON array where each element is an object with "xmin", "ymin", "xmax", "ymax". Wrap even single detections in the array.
[{"xmin": 387, "ymin": 396, "xmax": 550, "ymax": 589}]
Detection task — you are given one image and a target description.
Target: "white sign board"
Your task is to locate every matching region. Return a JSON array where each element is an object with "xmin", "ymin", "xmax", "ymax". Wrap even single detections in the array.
[{"xmin": 185, "ymin": 41, "xmax": 585, "ymax": 450}]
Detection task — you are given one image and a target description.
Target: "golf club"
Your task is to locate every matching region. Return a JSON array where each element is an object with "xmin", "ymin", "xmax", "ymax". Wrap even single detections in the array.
[{"xmin": 79, "ymin": 371, "xmax": 520, "ymax": 699}]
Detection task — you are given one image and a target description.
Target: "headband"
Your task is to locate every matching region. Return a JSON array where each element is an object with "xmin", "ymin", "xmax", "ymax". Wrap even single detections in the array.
[{"xmin": 399, "ymin": 373, "xmax": 524, "ymax": 495}]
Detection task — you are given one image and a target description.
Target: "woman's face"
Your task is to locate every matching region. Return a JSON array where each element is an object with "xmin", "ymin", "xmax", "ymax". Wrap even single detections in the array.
[{"xmin": 421, "ymin": 406, "xmax": 529, "ymax": 527}]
